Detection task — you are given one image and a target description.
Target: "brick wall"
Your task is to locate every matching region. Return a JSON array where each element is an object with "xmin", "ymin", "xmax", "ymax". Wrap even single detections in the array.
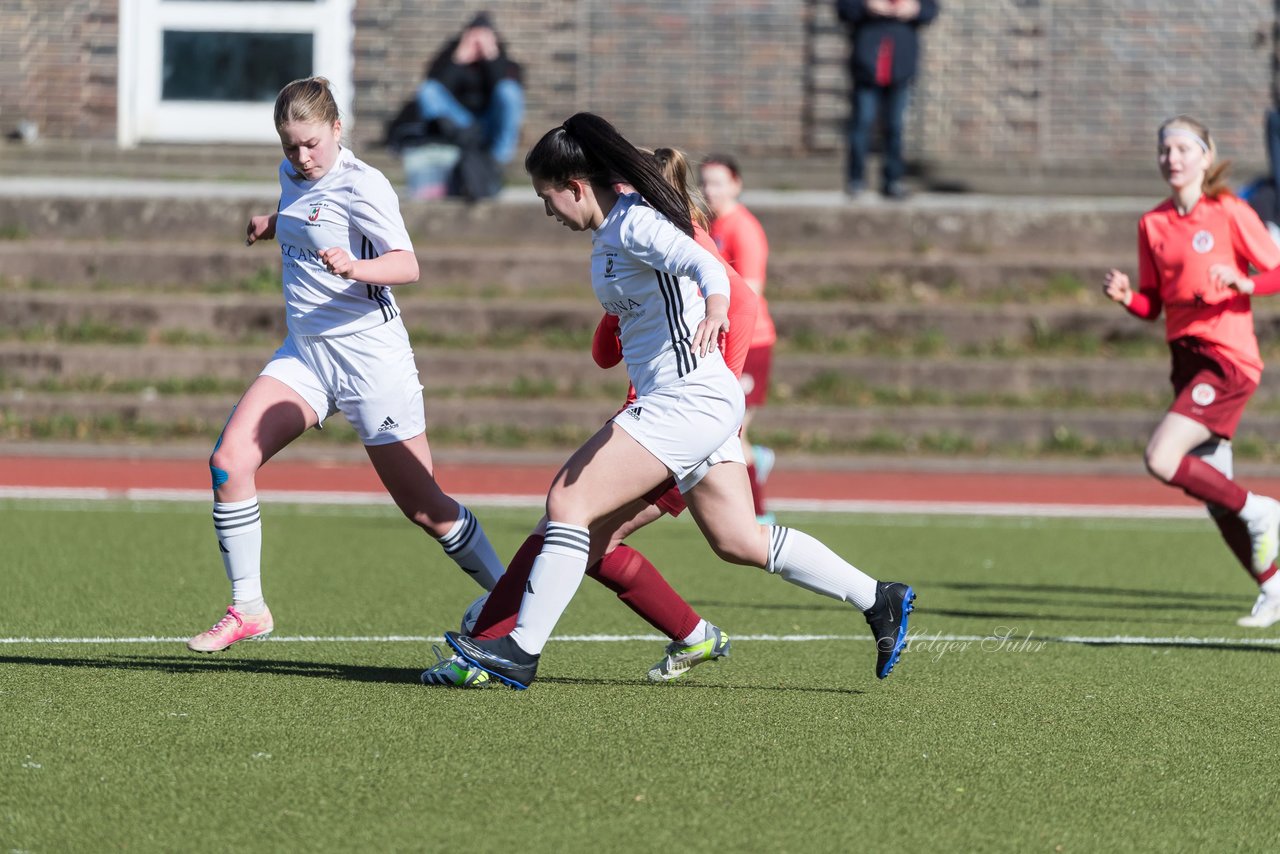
[
  {"xmin": 0, "ymin": 0, "xmax": 117, "ymax": 141},
  {"xmin": 2, "ymin": 0, "xmax": 1276, "ymax": 175},
  {"xmin": 912, "ymin": 0, "xmax": 1278, "ymax": 171}
]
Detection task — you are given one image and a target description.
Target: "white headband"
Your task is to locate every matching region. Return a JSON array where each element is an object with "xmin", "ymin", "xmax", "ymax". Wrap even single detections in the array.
[{"xmin": 1161, "ymin": 127, "xmax": 1210, "ymax": 154}]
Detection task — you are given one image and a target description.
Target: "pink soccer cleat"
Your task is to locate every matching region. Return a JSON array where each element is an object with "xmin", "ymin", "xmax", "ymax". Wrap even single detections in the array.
[{"xmin": 186, "ymin": 606, "xmax": 274, "ymax": 653}]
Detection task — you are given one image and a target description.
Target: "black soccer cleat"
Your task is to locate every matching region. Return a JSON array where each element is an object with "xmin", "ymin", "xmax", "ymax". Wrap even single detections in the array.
[
  {"xmin": 444, "ymin": 631, "xmax": 540, "ymax": 690},
  {"xmin": 864, "ymin": 581, "xmax": 915, "ymax": 680}
]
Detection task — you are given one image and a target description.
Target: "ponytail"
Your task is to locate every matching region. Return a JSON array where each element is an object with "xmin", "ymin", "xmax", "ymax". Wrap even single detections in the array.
[
  {"xmin": 525, "ymin": 113, "xmax": 695, "ymax": 237},
  {"xmin": 653, "ymin": 147, "xmax": 709, "ymax": 231}
]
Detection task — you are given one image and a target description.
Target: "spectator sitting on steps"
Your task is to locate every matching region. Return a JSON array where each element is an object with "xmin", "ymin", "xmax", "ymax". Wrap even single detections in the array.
[{"xmin": 413, "ymin": 11, "xmax": 524, "ymax": 199}]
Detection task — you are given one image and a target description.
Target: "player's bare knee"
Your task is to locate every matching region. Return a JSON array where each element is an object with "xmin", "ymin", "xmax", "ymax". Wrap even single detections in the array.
[
  {"xmin": 1143, "ymin": 448, "xmax": 1177, "ymax": 483},
  {"xmin": 707, "ymin": 532, "xmax": 762, "ymax": 567},
  {"xmin": 544, "ymin": 489, "xmax": 590, "ymax": 527},
  {"xmin": 208, "ymin": 445, "xmax": 248, "ymax": 491}
]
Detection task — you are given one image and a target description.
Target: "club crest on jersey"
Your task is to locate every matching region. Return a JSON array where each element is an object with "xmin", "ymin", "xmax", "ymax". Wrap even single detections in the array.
[
  {"xmin": 308, "ymin": 205, "xmax": 322, "ymax": 222},
  {"xmin": 1191, "ymin": 383, "xmax": 1216, "ymax": 406},
  {"xmin": 605, "ymin": 257, "xmax": 614, "ymax": 276},
  {"xmin": 1192, "ymin": 230, "xmax": 1214, "ymax": 254}
]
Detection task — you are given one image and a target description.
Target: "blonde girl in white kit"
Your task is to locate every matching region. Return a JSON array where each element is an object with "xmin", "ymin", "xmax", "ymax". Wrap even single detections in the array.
[{"xmin": 187, "ymin": 77, "xmax": 504, "ymax": 652}]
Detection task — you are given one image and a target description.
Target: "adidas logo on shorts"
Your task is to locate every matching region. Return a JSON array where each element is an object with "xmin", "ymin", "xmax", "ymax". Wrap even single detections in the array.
[
  {"xmin": 377, "ymin": 416, "xmax": 398, "ymax": 433},
  {"xmin": 626, "ymin": 406, "xmax": 643, "ymax": 421}
]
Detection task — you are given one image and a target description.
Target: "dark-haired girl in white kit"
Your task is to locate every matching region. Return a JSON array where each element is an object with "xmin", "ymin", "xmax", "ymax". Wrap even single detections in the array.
[
  {"xmin": 444, "ymin": 113, "xmax": 916, "ymax": 689},
  {"xmin": 187, "ymin": 77, "xmax": 505, "ymax": 652}
]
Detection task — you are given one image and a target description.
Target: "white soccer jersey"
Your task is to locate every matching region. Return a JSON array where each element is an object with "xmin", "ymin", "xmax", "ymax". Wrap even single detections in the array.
[
  {"xmin": 591, "ymin": 194, "xmax": 732, "ymax": 397},
  {"xmin": 274, "ymin": 147, "xmax": 414, "ymax": 337}
]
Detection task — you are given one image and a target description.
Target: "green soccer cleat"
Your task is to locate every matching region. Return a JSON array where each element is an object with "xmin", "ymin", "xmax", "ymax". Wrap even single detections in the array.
[
  {"xmin": 647, "ymin": 625, "xmax": 731, "ymax": 683},
  {"xmin": 420, "ymin": 645, "xmax": 493, "ymax": 688}
]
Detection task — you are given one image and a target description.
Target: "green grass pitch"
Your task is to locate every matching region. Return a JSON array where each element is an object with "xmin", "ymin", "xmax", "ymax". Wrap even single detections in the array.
[{"xmin": 2, "ymin": 499, "xmax": 1279, "ymax": 852}]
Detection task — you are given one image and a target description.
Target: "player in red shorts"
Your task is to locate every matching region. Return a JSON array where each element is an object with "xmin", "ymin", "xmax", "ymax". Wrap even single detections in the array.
[
  {"xmin": 422, "ymin": 146, "xmax": 760, "ymax": 686},
  {"xmin": 701, "ymin": 154, "xmax": 776, "ymax": 523},
  {"xmin": 1104, "ymin": 115, "xmax": 1280, "ymax": 628}
]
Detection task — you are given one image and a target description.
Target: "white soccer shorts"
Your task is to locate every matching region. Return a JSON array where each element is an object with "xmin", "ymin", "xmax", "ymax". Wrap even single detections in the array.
[
  {"xmin": 612, "ymin": 361, "xmax": 746, "ymax": 493},
  {"xmin": 260, "ymin": 316, "xmax": 427, "ymax": 446}
]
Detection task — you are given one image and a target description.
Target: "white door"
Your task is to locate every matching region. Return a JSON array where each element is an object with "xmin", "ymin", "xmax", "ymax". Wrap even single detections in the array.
[{"xmin": 118, "ymin": 0, "xmax": 354, "ymax": 146}]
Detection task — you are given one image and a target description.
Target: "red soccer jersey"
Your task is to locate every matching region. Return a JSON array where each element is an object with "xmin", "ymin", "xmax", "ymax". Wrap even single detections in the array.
[
  {"xmin": 592, "ymin": 224, "xmax": 759, "ymax": 406},
  {"xmin": 709, "ymin": 203, "xmax": 774, "ymax": 348},
  {"xmin": 1128, "ymin": 193, "xmax": 1280, "ymax": 384}
]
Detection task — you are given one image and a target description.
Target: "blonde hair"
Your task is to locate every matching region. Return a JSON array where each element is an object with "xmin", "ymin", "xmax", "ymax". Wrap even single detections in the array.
[
  {"xmin": 274, "ymin": 76, "xmax": 340, "ymax": 129},
  {"xmin": 1159, "ymin": 115, "xmax": 1231, "ymax": 198},
  {"xmin": 652, "ymin": 147, "xmax": 710, "ymax": 231}
]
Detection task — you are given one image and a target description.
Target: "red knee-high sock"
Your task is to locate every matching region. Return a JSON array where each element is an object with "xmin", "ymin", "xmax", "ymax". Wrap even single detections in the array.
[
  {"xmin": 472, "ymin": 534, "xmax": 543, "ymax": 640},
  {"xmin": 587, "ymin": 544, "xmax": 701, "ymax": 641},
  {"xmin": 747, "ymin": 463, "xmax": 767, "ymax": 517},
  {"xmin": 1170, "ymin": 456, "xmax": 1248, "ymax": 512},
  {"xmin": 1209, "ymin": 510, "xmax": 1279, "ymax": 585}
]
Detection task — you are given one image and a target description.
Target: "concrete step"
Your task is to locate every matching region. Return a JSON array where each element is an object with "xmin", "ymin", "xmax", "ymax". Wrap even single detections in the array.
[
  {"xmin": 11, "ymin": 389, "xmax": 1280, "ymax": 451},
  {"xmin": 0, "ymin": 239, "xmax": 1123, "ymax": 302},
  {"xmin": 0, "ymin": 291, "xmax": 1205, "ymax": 348},
  {"xmin": 0, "ymin": 187, "xmax": 1152, "ymax": 255},
  {"xmin": 24, "ymin": 290, "xmax": 1280, "ymax": 358},
  {"xmin": 6, "ymin": 342, "xmax": 1269, "ymax": 405},
  {"xmin": 0, "ymin": 140, "xmax": 1175, "ymax": 196}
]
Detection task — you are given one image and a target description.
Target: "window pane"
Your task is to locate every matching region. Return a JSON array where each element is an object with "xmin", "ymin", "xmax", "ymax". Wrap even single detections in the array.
[{"xmin": 162, "ymin": 31, "xmax": 312, "ymax": 102}]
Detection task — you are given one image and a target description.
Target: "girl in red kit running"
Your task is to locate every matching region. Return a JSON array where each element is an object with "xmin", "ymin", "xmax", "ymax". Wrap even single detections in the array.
[
  {"xmin": 1103, "ymin": 115, "xmax": 1280, "ymax": 628},
  {"xmin": 701, "ymin": 155, "xmax": 776, "ymax": 523},
  {"xmin": 422, "ymin": 146, "xmax": 760, "ymax": 687}
]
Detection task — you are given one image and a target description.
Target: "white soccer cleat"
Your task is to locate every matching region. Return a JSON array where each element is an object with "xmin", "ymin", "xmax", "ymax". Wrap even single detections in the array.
[
  {"xmin": 1237, "ymin": 589, "xmax": 1280, "ymax": 628},
  {"xmin": 1246, "ymin": 497, "xmax": 1280, "ymax": 575}
]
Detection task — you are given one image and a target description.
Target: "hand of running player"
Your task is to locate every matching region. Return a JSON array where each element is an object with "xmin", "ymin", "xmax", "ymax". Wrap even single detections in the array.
[
  {"xmin": 1102, "ymin": 269, "xmax": 1133, "ymax": 306},
  {"xmin": 319, "ymin": 247, "xmax": 357, "ymax": 278},
  {"xmin": 1209, "ymin": 263, "xmax": 1255, "ymax": 295},
  {"xmin": 245, "ymin": 213, "xmax": 277, "ymax": 246},
  {"xmin": 693, "ymin": 294, "xmax": 730, "ymax": 357}
]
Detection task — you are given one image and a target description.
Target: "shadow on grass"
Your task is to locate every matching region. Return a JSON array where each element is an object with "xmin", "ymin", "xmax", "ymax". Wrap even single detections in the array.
[
  {"xmin": 1051, "ymin": 639, "xmax": 1280, "ymax": 654},
  {"xmin": 926, "ymin": 580, "xmax": 1242, "ymax": 603},
  {"xmin": 0, "ymin": 654, "xmax": 869, "ymax": 694},
  {"xmin": 925, "ymin": 607, "xmax": 1235, "ymax": 626},
  {"xmin": 0, "ymin": 653, "xmax": 423, "ymax": 684},
  {"xmin": 536, "ymin": 675, "xmax": 865, "ymax": 696},
  {"xmin": 978, "ymin": 594, "xmax": 1240, "ymax": 613}
]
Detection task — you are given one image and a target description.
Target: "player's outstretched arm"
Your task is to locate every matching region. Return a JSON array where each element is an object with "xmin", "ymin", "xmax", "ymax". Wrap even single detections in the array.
[
  {"xmin": 1209, "ymin": 262, "xmax": 1257, "ymax": 295},
  {"xmin": 317, "ymin": 247, "xmax": 420, "ymax": 285},
  {"xmin": 245, "ymin": 213, "xmax": 277, "ymax": 246},
  {"xmin": 1102, "ymin": 268, "xmax": 1133, "ymax": 305}
]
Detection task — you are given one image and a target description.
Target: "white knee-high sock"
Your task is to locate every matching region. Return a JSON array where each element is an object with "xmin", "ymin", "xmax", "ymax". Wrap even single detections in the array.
[
  {"xmin": 508, "ymin": 522, "xmax": 591, "ymax": 655},
  {"xmin": 213, "ymin": 497, "xmax": 265, "ymax": 612},
  {"xmin": 438, "ymin": 505, "xmax": 504, "ymax": 591},
  {"xmin": 767, "ymin": 526, "xmax": 878, "ymax": 611}
]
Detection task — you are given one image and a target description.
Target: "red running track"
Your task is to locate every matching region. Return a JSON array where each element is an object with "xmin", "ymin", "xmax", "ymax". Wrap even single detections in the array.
[{"xmin": 7, "ymin": 453, "xmax": 1280, "ymax": 507}]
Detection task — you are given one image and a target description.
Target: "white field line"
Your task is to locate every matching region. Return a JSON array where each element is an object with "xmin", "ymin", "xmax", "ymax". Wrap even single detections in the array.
[
  {"xmin": 1, "ymin": 633, "xmax": 1278, "ymax": 647},
  {"xmin": 0, "ymin": 485, "xmax": 1207, "ymax": 519}
]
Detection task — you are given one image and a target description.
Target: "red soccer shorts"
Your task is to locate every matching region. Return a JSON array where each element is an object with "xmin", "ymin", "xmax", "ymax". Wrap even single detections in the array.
[{"xmin": 1167, "ymin": 338, "xmax": 1257, "ymax": 439}]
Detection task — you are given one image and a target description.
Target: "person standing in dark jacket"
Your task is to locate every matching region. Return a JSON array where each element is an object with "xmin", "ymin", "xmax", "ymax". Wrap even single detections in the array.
[
  {"xmin": 415, "ymin": 12, "xmax": 524, "ymax": 170},
  {"xmin": 837, "ymin": 0, "xmax": 938, "ymax": 199}
]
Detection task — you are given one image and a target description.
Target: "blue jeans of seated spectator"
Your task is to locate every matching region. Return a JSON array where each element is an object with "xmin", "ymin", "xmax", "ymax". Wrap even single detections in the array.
[
  {"xmin": 846, "ymin": 81, "xmax": 911, "ymax": 191},
  {"xmin": 1267, "ymin": 108, "xmax": 1280, "ymax": 192},
  {"xmin": 415, "ymin": 78, "xmax": 524, "ymax": 165}
]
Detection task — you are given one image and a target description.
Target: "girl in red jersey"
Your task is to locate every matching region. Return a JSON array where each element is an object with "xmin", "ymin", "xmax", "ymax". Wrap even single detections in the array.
[
  {"xmin": 1104, "ymin": 115, "xmax": 1280, "ymax": 628},
  {"xmin": 701, "ymin": 155, "xmax": 777, "ymax": 523},
  {"xmin": 422, "ymin": 146, "xmax": 759, "ymax": 687}
]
